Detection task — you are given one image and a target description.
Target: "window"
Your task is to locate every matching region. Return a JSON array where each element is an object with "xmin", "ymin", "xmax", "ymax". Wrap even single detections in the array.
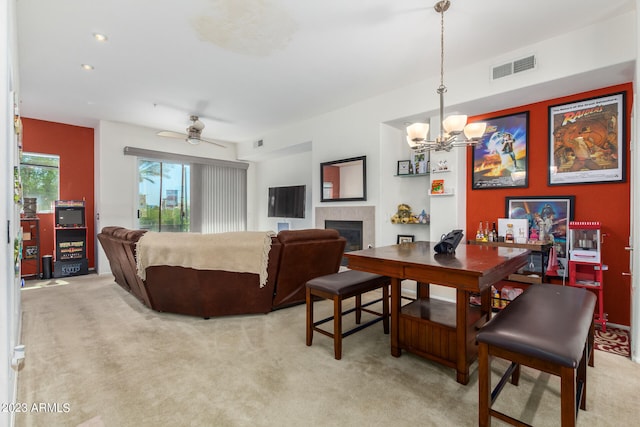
[
  {"xmin": 20, "ymin": 152, "xmax": 60, "ymax": 213},
  {"xmin": 138, "ymin": 159, "xmax": 190, "ymax": 232},
  {"xmin": 126, "ymin": 146, "xmax": 248, "ymax": 234}
]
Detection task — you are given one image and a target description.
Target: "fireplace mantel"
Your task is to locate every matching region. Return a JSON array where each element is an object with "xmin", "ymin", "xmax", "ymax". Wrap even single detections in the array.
[{"xmin": 316, "ymin": 206, "xmax": 375, "ymax": 249}]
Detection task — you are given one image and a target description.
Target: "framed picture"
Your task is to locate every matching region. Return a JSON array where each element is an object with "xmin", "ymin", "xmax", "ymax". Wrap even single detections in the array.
[
  {"xmin": 410, "ymin": 151, "xmax": 429, "ymax": 175},
  {"xmin": 505, "ymin": 196, "xmax": 575, "ymax": 267},
  {"xmin": 471, "ymin": 111, "xmax": 529, "ymax": 189},
  {"xmin": 549, "ymin": 92, "xmax": 626, "ymax": 185},
  {"xmin": 397, "ymin": 234, "xmax": 415, "ymax": 244},
  {"xmin": 397, "ymin": 160, "xmax": 411, "ymax": 175}
]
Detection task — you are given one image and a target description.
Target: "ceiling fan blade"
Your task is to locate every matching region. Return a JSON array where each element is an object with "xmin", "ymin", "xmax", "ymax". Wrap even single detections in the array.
[
  {"xmin": 157, "ymin": 130, "xmax": 187, "ymax": 139},
  {"xmin": 199, "ymin": 137, "xmax": 227, "ymax": 148}
]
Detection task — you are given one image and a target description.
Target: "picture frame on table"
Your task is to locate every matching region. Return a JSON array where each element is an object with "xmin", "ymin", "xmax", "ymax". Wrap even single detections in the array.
[
  {"xmin": 471, "ymin": 111, "xmax": 529, "ymax": 189},
  {"xmin": 397, "ymin": 160, "xmax": 411, "ymax": 175},
  {"xmin": 548, "ymin": 92, "xmax": 626, "ymax": 185},
  {"xmin": 505, "ymin": 196, "xmax": 575, "ymax": 269},
  {"xmin": 397, "ymin": 234, "xmax": 415, "ymax": 244}
]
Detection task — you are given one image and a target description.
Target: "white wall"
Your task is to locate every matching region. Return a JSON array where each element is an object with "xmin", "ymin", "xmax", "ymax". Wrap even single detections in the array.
[
  {"xmin": 94, "ymin": 120, "xmax": 240, "ymax": 274},
  {"xmin": 254, "ymin": 149, "xmax": 313, "ymax": 232},
  {"xmin": 1, "ymin": 1, "xmax": 20, "ymax": 425}
]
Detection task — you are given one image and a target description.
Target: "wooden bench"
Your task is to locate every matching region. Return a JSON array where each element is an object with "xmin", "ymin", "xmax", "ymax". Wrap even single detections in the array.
[
  {"xmin": 477, "ymin": 283, "xmax": 596, "ymax": 427},
  {"xmin": 306, "ymin": 270, "xmax": 390, "ymax": 360}
]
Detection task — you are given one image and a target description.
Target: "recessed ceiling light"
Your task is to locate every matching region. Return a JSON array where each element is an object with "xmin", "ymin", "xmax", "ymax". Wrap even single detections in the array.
[
  {"xmin": 81, "ymin": 64, "xmax": 94, "ymax": 71},
  {"xmin": 93, "ymin": 33, "xmax": 108, "ymax": 42}
]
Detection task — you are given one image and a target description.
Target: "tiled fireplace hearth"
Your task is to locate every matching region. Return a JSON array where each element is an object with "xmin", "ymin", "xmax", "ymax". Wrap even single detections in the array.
[{"xmin": 315, "ymin": 206, "xmax": 375, "ymax": 249}]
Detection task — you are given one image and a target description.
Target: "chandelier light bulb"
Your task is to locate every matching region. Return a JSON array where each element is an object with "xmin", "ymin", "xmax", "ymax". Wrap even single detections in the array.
[
  {"xmin": 463, "ymin": 122, "xmax": 487, "ymax": 140},
  {"xmin": 442, "ymin": 115, "xmax": 467, "ymax": 134},
  {"xmin": 407, "ymin": 123, "xmax": 429, "ymax": 142}
]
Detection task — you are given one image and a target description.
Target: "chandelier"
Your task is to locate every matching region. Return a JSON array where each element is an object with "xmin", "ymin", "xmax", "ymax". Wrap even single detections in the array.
[{"xmin": 406, "ymin": 1, "xmax": 486, "ymax": 152}]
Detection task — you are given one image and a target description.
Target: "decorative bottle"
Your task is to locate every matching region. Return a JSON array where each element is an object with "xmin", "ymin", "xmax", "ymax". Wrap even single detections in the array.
[
  {"xmin": 505, "ymin": 223, "xmax": 514, "ymax": 243},
  {"xmin": 476, "ymin": 221, "xmax": 484, "ymax": 241}
]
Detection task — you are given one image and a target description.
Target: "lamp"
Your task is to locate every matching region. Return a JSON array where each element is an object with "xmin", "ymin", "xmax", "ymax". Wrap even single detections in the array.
[
  {"xmin": 406, "ymin": 1, "xmax": 486, "ymax": 152},
  {"xmin": 186, "ymin": 116, "xmax": 205, "ymax": 144}
]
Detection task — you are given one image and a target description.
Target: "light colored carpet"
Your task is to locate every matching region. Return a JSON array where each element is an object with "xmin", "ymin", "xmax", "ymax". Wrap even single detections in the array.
[{"xmin": 15, "ymin": 274, "xmax": 640, "ymax": 427}]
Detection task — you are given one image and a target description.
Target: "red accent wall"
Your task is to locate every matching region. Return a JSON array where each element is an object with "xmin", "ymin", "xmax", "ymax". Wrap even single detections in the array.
[
  {"xmin": 21, "ymin": 118, "xmax": 95, "ymax": 272},
  {"xmin": 466, "ymin": 83, "xmax": 632, "ymax": 326}
]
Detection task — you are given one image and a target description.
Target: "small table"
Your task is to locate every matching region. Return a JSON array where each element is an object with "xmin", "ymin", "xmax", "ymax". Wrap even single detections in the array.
[{"xmin": 345, "ymin": 241, "xmax": 529, "ymax": 384}]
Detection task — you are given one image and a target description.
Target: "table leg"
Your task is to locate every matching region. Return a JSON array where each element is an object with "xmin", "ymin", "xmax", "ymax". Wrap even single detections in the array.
[
  {"xmin": 456, "ymin": 289, "xmax": 470, "ymax": 385},
  {"xmin": 417, "ymin": 281, "xmax": 430, "ymax": 299},
  {"xmin": 391, "ymin": 277, "xmax": 401, "ymax": 357},
  {"xmin": 478, "ymin": 342, "xmax": 491, "ymax": 427}
]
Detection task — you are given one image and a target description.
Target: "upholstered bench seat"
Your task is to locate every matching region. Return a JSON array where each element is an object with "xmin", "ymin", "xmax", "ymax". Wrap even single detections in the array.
[
  {"xmin": 477, "ymin": 283, "xmax": 596, "ymax": 427},
  {"xmin": 306, "ymin": 270, "xmax": 390, "ymax": 360}
]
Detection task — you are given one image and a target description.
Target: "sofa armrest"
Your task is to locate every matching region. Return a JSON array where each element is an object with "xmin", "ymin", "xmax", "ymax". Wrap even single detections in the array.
[{"xmin": 272, "ymin": 229, "xmax": 346, "ymax": 308}]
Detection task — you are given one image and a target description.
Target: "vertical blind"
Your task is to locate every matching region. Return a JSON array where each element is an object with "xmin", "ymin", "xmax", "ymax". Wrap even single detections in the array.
[
  {"xmin": 124, "ymin": 147, "xmax": 248, "ymax": 233},
  {"xmin": 192, "ymin": 163, "xmax": 247, "ymax": 233}
]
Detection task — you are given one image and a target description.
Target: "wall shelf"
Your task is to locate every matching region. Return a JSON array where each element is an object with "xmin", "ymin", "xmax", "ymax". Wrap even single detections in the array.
[
  {"xmin": 429, "ymin": 192, "xmax": 454, "ymax": 197},
  {"xmin": 394, "ymin": 172, "xmax": 430, "ymax": 178}
]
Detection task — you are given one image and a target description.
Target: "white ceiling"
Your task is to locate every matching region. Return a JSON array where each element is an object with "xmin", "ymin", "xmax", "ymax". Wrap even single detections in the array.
[{"xmin": 16, "ymin": 0, "xmax": 636, "ymax": 144}]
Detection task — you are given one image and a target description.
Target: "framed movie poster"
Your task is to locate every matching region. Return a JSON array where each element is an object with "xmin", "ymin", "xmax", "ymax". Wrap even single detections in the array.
[
  {"xmin": 549, "ymin": 92, "xmax": 626, "ymax": 185},
  {"xmin": 472, "ymin": 112, "xmax": 528, "ymax": 189},
  {"xmin": 505, "ymin": 196, "xmax": 575, "ymax": 267}
]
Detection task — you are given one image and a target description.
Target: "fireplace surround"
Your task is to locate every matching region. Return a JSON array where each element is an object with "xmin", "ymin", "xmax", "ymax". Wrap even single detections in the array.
[{"xmin": 315, "ymin": 206, "xmax": 375, "ymax": 249}]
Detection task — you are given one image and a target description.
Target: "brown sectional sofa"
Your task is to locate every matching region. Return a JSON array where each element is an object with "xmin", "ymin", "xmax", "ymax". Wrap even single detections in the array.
[{"xmin": 97, "ymin": 227, "xmax": 346, "ymax": 318}]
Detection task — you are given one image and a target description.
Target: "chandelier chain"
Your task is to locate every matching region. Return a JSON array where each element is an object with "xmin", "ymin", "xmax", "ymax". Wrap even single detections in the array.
[
  {"xmin": 439, "ymin": 4, "xmax": 445, "ymax": 94},
  {"xmin": 404, "ymin": 0, "xmax": 486, "ymax": 152}
]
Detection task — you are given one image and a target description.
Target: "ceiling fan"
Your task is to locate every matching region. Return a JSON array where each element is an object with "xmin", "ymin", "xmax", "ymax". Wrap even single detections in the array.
[{"xmin": 157, "ymin": 115, "xmax": 226, "ymax": 148}]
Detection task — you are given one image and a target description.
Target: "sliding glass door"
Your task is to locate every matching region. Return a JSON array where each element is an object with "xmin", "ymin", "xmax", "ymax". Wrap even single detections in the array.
[{"xmin": 137, "ymin": 159, "xmax": 190, "ymax": 232}]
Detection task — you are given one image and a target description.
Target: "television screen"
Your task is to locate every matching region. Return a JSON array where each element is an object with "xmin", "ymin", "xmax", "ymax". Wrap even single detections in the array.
[
  {"xmin": 268, "ymin": 185, "xmax": 306, "ymax": 218},
  {"xmin": 56, "ymin": 207, "xmax": 85, "ymax": 227}
]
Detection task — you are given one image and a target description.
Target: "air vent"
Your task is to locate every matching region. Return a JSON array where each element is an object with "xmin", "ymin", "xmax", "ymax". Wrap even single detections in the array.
[
  {"xmin": 254, "ymin": 139, "xmax": 264, "ymax": 148},
  {"xmin": 492, "ymin": 55, "xmax": 536, "ymax": 80},
  {"xmin": 513, "ymin": 55, "xmax": 536, "ymax": 74},
  {"xmin": 492, "ymin": 63, "xmax": 512, "ymax": 80}
]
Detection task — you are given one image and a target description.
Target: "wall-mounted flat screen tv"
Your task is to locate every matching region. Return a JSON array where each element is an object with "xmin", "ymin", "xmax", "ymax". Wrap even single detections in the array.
[{"xmin": 268, "ymin": 185, "xmax": 306, "ymax": 218}]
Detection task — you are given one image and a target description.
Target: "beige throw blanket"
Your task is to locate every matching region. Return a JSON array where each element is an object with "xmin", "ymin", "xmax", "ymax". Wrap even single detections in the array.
[{"xmin": 136, "ymin": 231, "xmax": 275, "ymax": 287}]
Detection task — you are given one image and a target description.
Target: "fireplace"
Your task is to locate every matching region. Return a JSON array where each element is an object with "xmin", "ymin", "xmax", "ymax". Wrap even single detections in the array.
[
  {"xmin": 326, "ymin": 220, "xmax": 363, "ymax": 265},
  {"xmin": 316, "ymin": 206, "xmax": 375, "ymax": 265}
]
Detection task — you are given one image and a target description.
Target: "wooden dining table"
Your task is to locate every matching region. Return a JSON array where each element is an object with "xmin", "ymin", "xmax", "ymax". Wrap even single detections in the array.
[{"xmin": 345, "ymin": 241, "xmax": 529, "ymax": 384}]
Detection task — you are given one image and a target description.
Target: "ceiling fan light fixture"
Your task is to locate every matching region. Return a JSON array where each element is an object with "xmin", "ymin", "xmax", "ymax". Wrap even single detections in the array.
[
  {"xmin": 156, "ymin": 114, "xmax": 226, "ymax": 148},
  {"xmin": 190, "ymin": 115, "xmax": 205, "ymax": 131}
]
